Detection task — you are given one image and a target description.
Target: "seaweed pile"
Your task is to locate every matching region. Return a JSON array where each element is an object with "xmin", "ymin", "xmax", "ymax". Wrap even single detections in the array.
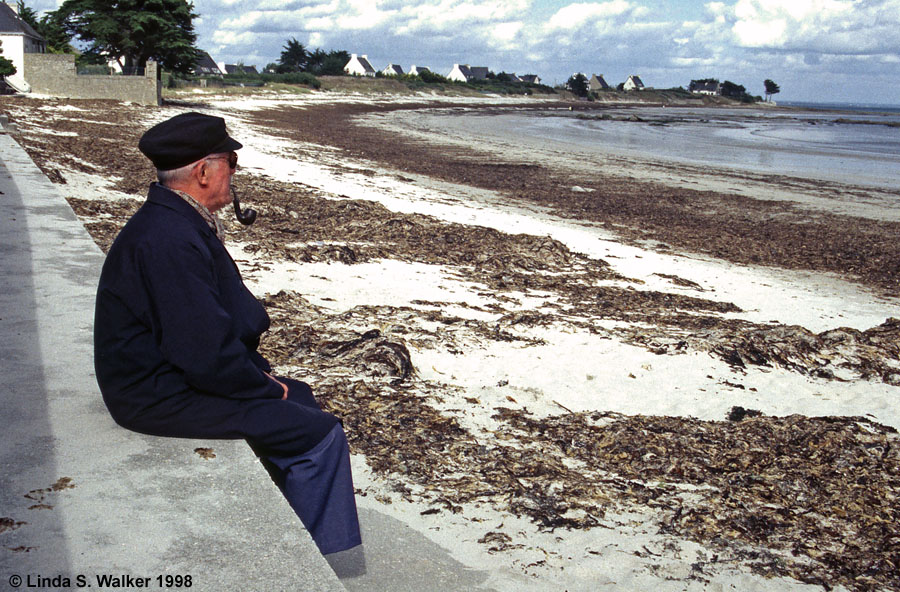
[{"xmin": 261, "ymin": 290, "xmax": 900, "ymax": 591}]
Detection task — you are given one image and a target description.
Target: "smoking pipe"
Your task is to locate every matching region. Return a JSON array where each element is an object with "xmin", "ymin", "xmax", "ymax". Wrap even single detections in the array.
[{"xmin": 231, "ymin": 185, "xmax": 257, "ymax": 225}]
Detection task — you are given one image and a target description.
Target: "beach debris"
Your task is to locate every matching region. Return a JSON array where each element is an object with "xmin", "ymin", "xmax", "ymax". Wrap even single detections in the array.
[
  {"xmin": 20, "ymin": 478, "xmax": 76, "ymax": 511},
  {"xmin": 194, "ymin": 448, "xmax": 216, "ymax": 460},
  {"xmin": 320, "ymin": 328, "xmax": 415, "ymax": 385},
  {"xmin": 652, "ymin": 273, "xmax": 704, "ymax": 291},
  {"xmin": 0, "ymin": 517, "xmax": 26, "ymax": 534},
  {"xmin": 708, "ymin": 319, "xmax": 900, "ymax": 384},
  {"xmin": 726, "ymin": 406, "xmax": 762, "ymax": 421}
]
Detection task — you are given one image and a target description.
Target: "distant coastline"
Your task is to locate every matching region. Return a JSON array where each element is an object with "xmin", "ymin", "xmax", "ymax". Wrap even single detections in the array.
[
  {"xmin": 779, "ymin": 100, "xmax": 900, "ymax": 114},
  {"xmin": 378, "ymin": 102, "xmax": 900, "ymax": 192}
]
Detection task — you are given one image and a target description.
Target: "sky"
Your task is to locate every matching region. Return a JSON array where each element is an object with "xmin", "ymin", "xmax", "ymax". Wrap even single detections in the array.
[{"xmin": 24, "ymin": 0, "xmax": 900, "ymax": 104}]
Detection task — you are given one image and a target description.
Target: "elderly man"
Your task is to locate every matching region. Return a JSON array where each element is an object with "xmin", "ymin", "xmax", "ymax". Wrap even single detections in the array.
[{"xmin": 93, "ymin": 112, "xmax": 361, "ymax": 556}]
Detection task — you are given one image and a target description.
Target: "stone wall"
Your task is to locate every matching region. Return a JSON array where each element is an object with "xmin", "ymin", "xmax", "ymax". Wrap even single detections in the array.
[{"xmin": 23, "ymin": 54, "xmax": 160, "ymax": 106}]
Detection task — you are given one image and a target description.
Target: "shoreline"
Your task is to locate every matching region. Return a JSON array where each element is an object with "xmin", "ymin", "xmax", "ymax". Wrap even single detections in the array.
[
  {"xmin": 2, "ymin": 92, "xmax": 899, "ymax": 592},
  {"xmin": 244, "ymin": 99, "xmax": 900, "ymax": 296}
]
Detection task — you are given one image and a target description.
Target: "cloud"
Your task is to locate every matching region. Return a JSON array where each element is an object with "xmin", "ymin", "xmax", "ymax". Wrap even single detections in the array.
[
  {"xmin": 392, "ymin": 0, "xmax": 528, "ymax": 35},
  {"xmin": 541, "ymin": 0, "xmax": 649, "ymax": 39},
  {"xmin": 730, "ymin": 0, "xmax": 900, "ymax": 55}
]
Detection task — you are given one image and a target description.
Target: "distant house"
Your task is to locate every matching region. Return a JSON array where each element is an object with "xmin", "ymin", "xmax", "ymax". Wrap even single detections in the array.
[
  {"xmin": 222, "ymin": 64, "xmax": 258, "ymax": 75},
  {"xmin": 381, "ymin": 63, "xmax": 404, "ymax": 76},
  {"xmin": 589, "ymin": 74, "xmax": 610, "ymax": 91},
  {"xmin": 408, "ymin": 65, "xmax": 430, "ymax": 77},
  {"xmin": 0, "ymin": 0, "xmax": 45, "ymax": 91},
  {"xmin": 690, "ymin": 80, "xmax": 721, "ymax": 95},
  {"xmin": 344, "ymin": 54, "xmax": 376, "ymax": 77},
  {"xmin": 447, "ymin": 64, "xmax": 489, "ymax": 83},
  {"xmin": 519, "ymin": 74, "xmax": 541, "ymax": 85},
  {"xmin": 623, "ymin": 75, "xmax": 645, "ymax": 91},
  {"xmin": 193, "ymin": 51, "xmax": 223, "ymax": 76}
]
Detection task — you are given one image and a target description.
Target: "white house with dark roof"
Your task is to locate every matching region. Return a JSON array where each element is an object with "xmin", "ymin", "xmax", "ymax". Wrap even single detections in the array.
[
  {"xmin": 589, "ymin": 74, "xmax": 610, "ymax": 91},
  {"xmin": 690, "ymin": 80, "xmax": 721, "ymax": 95},
  {"xmin": 381, "ymin": 63, "xmax": 403, "ymax": 76},
  {"xmin": 344, "ymin": 54, "xmax": 375, "ymax": 77},
  {"xmin": 193, "ymin": 51, "xmax": 224, "ymax": 76},
  {"xmin": 447, "ymin": 64, "xmax": 489, "ymax": 83},
  {"xmin": 221, "ymin": 63, "xmax": 258, "ymax": 75},
  {"xmin": 0, "ymin": 0, "xmax": 45, "ymax": 91},
  {"xmin": 624, "ymin": 75, "xmax": 645, "ymax": 90},
  {"xmin": 408, "ymin": 65, "xmax": 430, "ymax": 76},
  {"xmin": 519, "ymin": 74, "xmax": 541, "ymax": 85}
]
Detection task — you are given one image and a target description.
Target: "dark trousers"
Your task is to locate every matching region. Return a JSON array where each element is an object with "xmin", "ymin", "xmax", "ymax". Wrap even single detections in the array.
[
  {"xmin": 255, "ymin": 378, "xmax": 361, "ymax": 555},
  {"xmin": 119, "ymin": 376, "xmax": 361, "ymax": 554},
  {"xmin": 267, "ymin": 423, "xmax": 362, "ymax": 554}
]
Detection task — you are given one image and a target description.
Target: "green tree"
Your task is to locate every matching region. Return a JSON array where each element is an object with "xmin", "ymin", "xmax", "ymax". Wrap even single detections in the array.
[
  {"xmin": 0, "ymin": 40, "xmax": 16, "ymax": 76},
  {"xmin": 764, "ymin": 79, "xmax": 780, "ymax": 102},
  {"xmin": 305, "ymin": 48, "xmax": 349, "ymax": 76},
  {"xmin": 38, "ymin": 11, "xmax": 76, "ymax": 53},
  {"xmin": 566, "ymin": 73, "xmax": 589, "ymax": 98},
  {"xmin": 418, "ymin": 69, "xmax": 447, "ymax": 84},
  {"xmin": 15, "ymin": 1, "xmax": 71, "ymax": 53},
  {"xmin": 16, "ymin": 1, "xmax": 39, "ymax": 27},
  {"xmin": 279, "ymin": 37, "xmax": 308, "ymax": 72},
  {"xmin": 52, "ymin": 0, "xmax": 198, "ymax": 74}
]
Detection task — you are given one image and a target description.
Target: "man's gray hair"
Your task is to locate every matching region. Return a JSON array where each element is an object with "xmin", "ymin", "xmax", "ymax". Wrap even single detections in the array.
[{"xmin": 157, "ymin": 162, "xmax": 195, "ymax": 186}]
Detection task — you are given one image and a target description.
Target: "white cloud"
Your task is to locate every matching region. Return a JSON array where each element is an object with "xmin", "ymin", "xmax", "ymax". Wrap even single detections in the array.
[
  {"xmin": 336, "ymin": 0, "xmax": 395, "ymax": 30},
  {"xmin": 393, "ymin": 0, "xmax": 528, "ymax": 35},
  {"xmin": 545, "ymin": 0, "xmax": 635, "ymax": 30},
  {"xmin": 731, "ymin": 0, "xmax": 900, "ymax": 54},
  {"xmin": 487, "ymin": 21, "xmax": 524, "ymax": 50},
  {"xmin": 211, "ymin": 30, "xmax": 259, "ymax": 46}
]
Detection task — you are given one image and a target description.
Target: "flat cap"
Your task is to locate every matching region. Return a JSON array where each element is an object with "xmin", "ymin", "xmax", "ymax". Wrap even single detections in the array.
[{"xmin": 138, "ymin": 112, "xmax": 242, "ymax": 171}]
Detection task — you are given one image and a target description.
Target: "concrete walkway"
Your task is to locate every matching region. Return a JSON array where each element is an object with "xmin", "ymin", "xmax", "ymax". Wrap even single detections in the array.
[{"xmin": 0, "ymin": 130, "xmax": 345, "ymax": 591}]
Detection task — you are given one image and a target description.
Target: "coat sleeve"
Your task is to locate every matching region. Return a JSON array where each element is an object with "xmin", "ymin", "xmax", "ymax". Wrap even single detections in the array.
[{"xmin": 138, "ymin": 232, "xmax": 284, "ymax": 401}]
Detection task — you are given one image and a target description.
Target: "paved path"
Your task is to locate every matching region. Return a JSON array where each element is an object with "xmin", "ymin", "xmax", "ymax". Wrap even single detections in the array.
[{"xmin": 0, "ymin": 130, "xmax": 345, "ymax": 592}]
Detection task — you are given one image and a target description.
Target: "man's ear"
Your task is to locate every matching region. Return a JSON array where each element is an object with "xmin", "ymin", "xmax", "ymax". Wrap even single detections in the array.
[{"xmin": 194, "ymin": 160, "xmax": 211, "ymax": 187}]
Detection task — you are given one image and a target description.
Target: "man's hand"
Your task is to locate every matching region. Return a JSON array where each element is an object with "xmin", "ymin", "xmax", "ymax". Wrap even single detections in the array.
[{"xmin": 265, "ymin": 372, "xmax": 289, "ymax": 400}]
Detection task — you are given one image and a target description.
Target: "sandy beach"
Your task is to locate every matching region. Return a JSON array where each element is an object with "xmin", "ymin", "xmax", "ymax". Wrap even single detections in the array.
[{"xmin": 3, "ymin": 89, "xmax": 899, "ymax": 591}]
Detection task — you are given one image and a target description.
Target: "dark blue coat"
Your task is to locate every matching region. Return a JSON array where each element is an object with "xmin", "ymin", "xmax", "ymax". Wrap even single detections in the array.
[{"xmin": 94, "ymin": 184, "xmax": 337, "ymax": 453}]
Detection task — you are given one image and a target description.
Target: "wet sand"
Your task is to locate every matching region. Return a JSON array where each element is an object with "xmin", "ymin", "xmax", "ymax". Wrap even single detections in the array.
[{"xmin": 247, "ymin": 100, "xmax": 900, "ymax": 295}]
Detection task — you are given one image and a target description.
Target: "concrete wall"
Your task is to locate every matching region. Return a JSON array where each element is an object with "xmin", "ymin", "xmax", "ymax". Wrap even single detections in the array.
[{"xmin": 23, "ymin": 53, "xmax": 160, "ymax": 106}]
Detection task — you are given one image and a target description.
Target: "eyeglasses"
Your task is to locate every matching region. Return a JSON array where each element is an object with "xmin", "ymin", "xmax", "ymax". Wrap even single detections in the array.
[{"xmin": 205, "ymin": 152, "xmax": 238, "ymax": 170}]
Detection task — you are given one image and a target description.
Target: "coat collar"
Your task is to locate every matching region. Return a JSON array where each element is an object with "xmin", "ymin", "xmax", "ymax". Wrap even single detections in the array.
[{"xmin": 146, "ymin": 183, "xmax": 219, "ymax": 240}]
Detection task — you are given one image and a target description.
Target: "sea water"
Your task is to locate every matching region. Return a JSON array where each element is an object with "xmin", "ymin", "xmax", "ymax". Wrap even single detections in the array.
[{"xmin": 514, "ymin": 105, "xmax": 900, "ymax": 190}]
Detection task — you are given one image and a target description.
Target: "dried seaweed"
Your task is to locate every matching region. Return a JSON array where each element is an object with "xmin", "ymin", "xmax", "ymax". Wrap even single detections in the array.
[
  {"xmin": 0, "ymin": 517, "xmax": 26, "ymax": 534},
  {"xmin": 260, "ymin": 290, "xmax": 900, "ymax": 590}
]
